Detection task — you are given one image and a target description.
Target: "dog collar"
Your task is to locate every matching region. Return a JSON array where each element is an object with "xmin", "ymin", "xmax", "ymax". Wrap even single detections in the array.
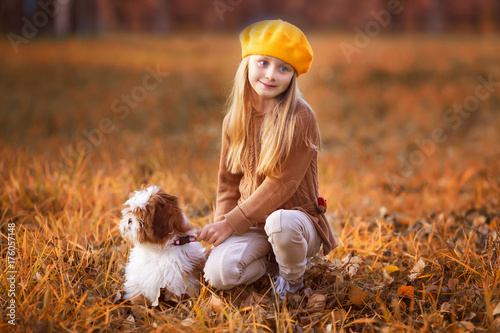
[{"xmin": 172, "ymin": 235, "xmax": 196, "ymax": 246}]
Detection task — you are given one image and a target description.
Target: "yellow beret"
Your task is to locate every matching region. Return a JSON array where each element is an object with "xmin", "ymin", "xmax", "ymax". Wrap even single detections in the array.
[{"xmin": 239, "ymin": 19, "xmax": 313, "ymax": 77}]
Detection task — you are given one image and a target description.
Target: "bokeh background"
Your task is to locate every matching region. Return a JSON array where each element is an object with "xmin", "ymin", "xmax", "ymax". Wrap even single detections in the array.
[
  {"xmin": 1, "ymin": 1, "xmax": 500, "ymax": 331},
  {"xmin": 1, "ymin": 0, "xmax": 499, "ymax": 215}
]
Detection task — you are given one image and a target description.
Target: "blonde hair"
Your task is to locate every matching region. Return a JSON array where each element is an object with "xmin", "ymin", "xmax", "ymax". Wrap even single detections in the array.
[{"xmin": 225, "ymin": 57, "xmax": 319, "ymax": 177}]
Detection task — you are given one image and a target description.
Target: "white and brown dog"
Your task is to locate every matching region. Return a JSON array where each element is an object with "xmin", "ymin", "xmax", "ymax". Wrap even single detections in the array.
[{"xmin": 119, "ymin": 185, "xmax": 206, "ymax": 304}]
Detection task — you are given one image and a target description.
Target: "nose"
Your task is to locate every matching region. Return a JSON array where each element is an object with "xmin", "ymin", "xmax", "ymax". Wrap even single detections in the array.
[{"xmin": 265, "ymin": 67, "xmax": 277, "ymax": 81}]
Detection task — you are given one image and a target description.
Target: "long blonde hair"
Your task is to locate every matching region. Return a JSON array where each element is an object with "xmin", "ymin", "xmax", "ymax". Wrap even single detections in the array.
[{"xmin": 225, "ymin": 57, "xmax": 319, "ymax": 177}]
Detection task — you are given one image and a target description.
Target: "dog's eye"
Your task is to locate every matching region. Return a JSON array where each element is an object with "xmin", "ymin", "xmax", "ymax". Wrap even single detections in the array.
[{"xmin": 128, "ymin": 218, "xmax": 132, "ymax": 225}]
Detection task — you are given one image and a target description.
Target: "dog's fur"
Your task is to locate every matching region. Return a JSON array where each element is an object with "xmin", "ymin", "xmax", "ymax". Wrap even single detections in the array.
[{"xmin": 119, "ymin": 185, "xmax": 206, "ymax": 304}]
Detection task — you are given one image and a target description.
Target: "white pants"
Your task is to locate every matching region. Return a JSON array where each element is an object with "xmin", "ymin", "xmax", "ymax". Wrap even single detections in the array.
[{"xmin": 204, "ymin": 209, "xmax": 322, "ymax": 290}]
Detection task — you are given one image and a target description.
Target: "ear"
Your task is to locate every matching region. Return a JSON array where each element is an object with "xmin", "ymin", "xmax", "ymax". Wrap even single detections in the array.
[
  {"xmin": 138, "ymin": 190, "xmax": 191, "ymax": 244},
  {"xmin": 153, "ymin": 203, "xmax": 189, "ymax": 239},
  {"xmin": 153, "ymin": 191, "xmax": 191, "ymax": 237}
]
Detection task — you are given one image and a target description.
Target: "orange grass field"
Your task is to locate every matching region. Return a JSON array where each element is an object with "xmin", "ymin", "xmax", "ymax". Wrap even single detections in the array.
[{"xmin": 1, "ymin": 32, "xmax": 500, "ymax": 332}]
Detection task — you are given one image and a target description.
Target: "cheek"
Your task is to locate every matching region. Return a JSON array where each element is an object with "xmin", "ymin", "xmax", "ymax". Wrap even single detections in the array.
[
  {"xmin": 247, "ymin": 67, "xmax": 258, "ymax": 84},
  {"xmin": 278, "ymin": 73, "xmax": 293, "ymax": 91},
  {"xmin": 282, "ymin": 73, "xmax": 293, "ymax": 85},
  {"xmin": 247, "ymin": 73, "xmax": 260, "ymax": 94}
]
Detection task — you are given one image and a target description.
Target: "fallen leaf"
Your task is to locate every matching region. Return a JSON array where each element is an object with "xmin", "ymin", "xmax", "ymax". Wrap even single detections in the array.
[
  {"xmin": 408, "ymin": 259, "xmax": 425, "ymax": 281},
  {"xmin": 298, "ymin": 316, "xmax": 311, "ymax": 326},
  {"xmin": 340, "ymin": 253, "xmax": 362, "ymax": 267},
  {"xmin": 424, "ymin": 284, "xmax": 440, "ymax": 296},
  {"xmin": 493, "ymin": 303, "xmax": 500, "ymax": 317},
  {"xmin": 383, "ymin": 265, "xmax": 399, "ymax": 274},
  {"xmin": 112, "ymin": 291, "xmax": 122, "ymax": 304},
  {"xmin": 382, "ymin": 269, "xmax": 394, "ymax": 285},
  {"xmin": 349, "ymin": 286, "xmax": 368, "ymax": 305},
  {"xmin": 286, "ymin": 293, "xmax": 303, "ymax": 308},
  {"xmin": 347, "ymin": 256, "xmax": 363, "ymax": 265},
  {"xmin": 241, "ymin": 292, "xmax": 270, "ymax": 308},
  {"xmin": 306, "ymin": 293, "xmax": 326, "ymax": 312},
  {"xmin": 494, "ymin": 318, "xmax": 500, "ymax": 331},
  {"xmin": 463, "ymin": 312, "xmax": 476, "ymax": 321},
  {"xmin": 303, "ymin": 287, "xmax": 314, "ymax": 298},
  {"xmin": 346, "ymin": 264, "xmax": 359, "ymax": 277},
  {"xmin": 332, "ymin": 309, "xmax": 347, "ymax": 323},
  {"xmin": 458, "ymin": 321, "xmax": 475, "ymax": 331},
  {"xmin": 448, "ymin": 278, "xmax": 459, "ymax": 291},
  {"xmin": 209, "ymin": 295, "xmax": 223, "ymax": 310},
  {"xmin": 440, "ymin": 302, "xmax": 451, "ymax": 312},
  {"xmin": 397, "ymin": 285, "xmax": 414, "ymax": 298}
]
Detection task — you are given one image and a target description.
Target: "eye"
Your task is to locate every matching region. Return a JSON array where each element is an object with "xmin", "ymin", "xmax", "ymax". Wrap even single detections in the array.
[
  {"xmin": 279, "ymin": 66, "xmax": 289, "ymax": 72},
  {"xmin": 259, "ymin": 60, "xmax": 269, "ymax": 67},
  {"xmin": 128, "ymin": 218, "xmax": 132, "ymax": 225}
]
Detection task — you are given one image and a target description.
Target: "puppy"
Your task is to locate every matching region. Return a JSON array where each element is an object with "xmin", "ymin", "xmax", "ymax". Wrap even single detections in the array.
[{"xmin": 119, "ymin": 185, "xmax": 207, "ymax": 304}]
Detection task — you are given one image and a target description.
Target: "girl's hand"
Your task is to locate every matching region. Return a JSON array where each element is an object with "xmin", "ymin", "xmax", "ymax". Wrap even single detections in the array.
[{"xmin": 197, "ymin": 220, "xmax": 234, "ymax": 247}]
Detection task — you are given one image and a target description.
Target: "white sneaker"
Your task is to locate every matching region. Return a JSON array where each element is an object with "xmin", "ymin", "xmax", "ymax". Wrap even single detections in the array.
[{"xmin": 273, "ymin": 276, "xmax": 304, "ymax": 300}]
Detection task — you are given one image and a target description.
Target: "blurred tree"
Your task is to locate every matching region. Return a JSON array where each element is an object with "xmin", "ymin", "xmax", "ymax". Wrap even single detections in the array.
[
  {"xmin": 427, "ymin": 0, "xmax": 444, "ymax": 33},
  {"xmin": 53, "ymin": 0, "xmax": 71, "ymax": 36},
  {"xmin": 73, "ymin": 0, "xmax": 100, "ymax": 34},
  {"xmin": 1, "ymin": 0, "xmax": 499, "ymax": 34},
  {"xmin": 478, "ymin": 0, "xmax": 497, "ymax": 34},
  {"xmin": 0, "ymin": 0, "xmax": 23, "ymax": 33}
]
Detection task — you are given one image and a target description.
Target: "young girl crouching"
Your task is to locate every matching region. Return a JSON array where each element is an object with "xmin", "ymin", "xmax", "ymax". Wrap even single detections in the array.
[{"xmin": 198, "ymin": 19, "xmax": 338, "ymax": 298}]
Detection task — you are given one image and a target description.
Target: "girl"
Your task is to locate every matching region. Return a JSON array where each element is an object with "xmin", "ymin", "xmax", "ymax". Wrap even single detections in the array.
[{"xmin": 198, "ymin": 19, "xmax": 338, "ymax": 297}]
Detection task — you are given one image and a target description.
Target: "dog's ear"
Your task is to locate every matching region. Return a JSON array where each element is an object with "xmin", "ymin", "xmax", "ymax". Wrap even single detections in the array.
[{"xmin": 138, "ymin": 190, "xmax": 191, "ymax": 244}]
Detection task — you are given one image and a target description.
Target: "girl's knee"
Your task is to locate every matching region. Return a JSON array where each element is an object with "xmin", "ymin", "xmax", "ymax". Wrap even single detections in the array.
[
  {"xmin": 265, "ymin": 210, "xmax": 284, "ymax": 236},
  {"xmin": 265, "ymin": 210, "xmax": 301, "ymax": 243},
  {"xmin": 203, "ymin": 234, "xmax": 269, "ymax": 290}
]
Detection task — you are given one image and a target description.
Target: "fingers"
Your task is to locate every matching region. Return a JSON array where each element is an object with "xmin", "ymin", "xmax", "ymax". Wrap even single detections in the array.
[
  {"xmin": 213, "ymin": 236, "xmax": 224, "ymax": 247},
  {"xmin": 212, "ymin": 226, "xmax": 232, "ymax": 247},
  {"xmin": 197, "ymin": 225, "xmax": 217, "ymax": 245},
  {"xmin": 197, "ymin": 220, "xmax": 234, "ymax": 246},
  {"xmin": 197, "ymin": 227, "xmax": 207, "ymax": 242}
]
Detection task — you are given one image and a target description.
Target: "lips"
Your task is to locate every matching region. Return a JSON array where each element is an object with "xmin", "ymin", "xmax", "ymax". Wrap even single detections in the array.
[{"xmin": 259, "ymin": 81, "xmax": 276, "ymax": 89}]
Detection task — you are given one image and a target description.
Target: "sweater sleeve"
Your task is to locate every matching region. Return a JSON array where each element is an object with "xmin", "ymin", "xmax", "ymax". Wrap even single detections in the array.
[
  {"xmin": 224, "ymin": 107, "xmax": 319, "ymax": 235},
  {"xmin": 214, "ymin": 115, "xmax": 243, "ymax": 223}
]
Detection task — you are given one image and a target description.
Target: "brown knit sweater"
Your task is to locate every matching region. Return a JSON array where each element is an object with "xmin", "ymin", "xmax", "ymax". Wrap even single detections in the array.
[{"xmin": 214, "ymin": 99, "xmax": 338, "ymax": 254}]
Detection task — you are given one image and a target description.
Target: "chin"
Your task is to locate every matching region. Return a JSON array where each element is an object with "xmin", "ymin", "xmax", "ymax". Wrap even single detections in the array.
[{"xmin": 119, "ymin": 185, "xmax": 207, "ymax": 305}]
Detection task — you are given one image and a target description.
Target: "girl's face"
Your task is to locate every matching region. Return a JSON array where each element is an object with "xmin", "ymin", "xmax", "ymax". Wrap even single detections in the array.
[{"xmin": 247, "ymin": 55, "xmax": 295, "ymax": 102}]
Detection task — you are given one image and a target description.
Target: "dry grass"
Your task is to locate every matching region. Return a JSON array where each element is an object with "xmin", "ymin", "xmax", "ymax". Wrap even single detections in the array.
[{"xmin": 1, "ymin": 32, "xmax": 499, "ymax": 332}]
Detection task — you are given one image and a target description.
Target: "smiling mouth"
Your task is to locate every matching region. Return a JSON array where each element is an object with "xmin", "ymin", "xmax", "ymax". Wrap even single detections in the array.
[{"xmin": 259, "ymin": 81, "xmax": 276, "ymax": 89}]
